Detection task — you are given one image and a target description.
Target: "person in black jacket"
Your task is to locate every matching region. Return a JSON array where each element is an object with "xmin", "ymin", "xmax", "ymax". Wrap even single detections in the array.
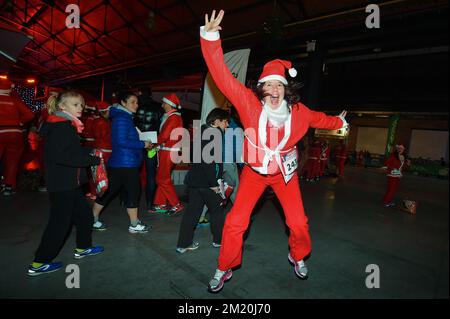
[
  {"xmin": 28, "ymin": 91, "xmax": 104, "ymax": 276},
  {"xmin": 176, "ymin": 108, "xmax": 230, "ymax": 253},
  {"xmin": 135, "ymin": 87, "xmax": 162, "ymax": 209}
]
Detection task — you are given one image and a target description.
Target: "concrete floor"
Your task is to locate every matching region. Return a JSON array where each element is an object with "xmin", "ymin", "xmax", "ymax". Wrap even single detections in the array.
[{"xmin": 0, "ymin": 166, "xmax": 448, "ymax": 299}]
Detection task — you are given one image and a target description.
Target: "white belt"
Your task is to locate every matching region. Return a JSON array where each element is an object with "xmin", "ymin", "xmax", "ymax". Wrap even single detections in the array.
[
  {"xmin": 0, "ymin": 129, "xmax": 22, "ymax": 134},
  {"xmin": 100, "ymin": 149, "xmax": 112, "ymax": 153},
  {"xmin": 84, "ymin": 138, "xmax": 95, "ymax": 141},
  {"xmin": 160, "ymin": 147, "xmax": 181, "ymax": 152}
]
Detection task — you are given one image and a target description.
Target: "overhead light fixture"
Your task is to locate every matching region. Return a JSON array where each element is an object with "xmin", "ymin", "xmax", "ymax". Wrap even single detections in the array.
[
  {"xmin": 26, "ymin": 78, "xmax": 36, "ymax": 84},
  {"xmin": 0, "ymin": 75, "xmax": 8, "ymax": 80}
]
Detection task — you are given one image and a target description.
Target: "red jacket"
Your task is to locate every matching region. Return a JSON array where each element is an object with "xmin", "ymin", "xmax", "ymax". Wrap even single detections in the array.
[
  {"xmin": 81, "ymin": 114, "xmax": 97, "ymax": 143},
  {"xmin": 385, "ymin": 154, "xmax": 406, "ymax": 178},
  {"xmin": 158, "ymin": 109, "xmax": 183, "ymax": 149},
  {"xmin": 0, "ymin": 94, "xmax": 34, "ymax": 128},
  {"xmin": 201, "ymin": 37, "xmax": 344, "ymax": 177},
  {"xmin": 93, "ymin": 117, "xmax": 112, "ymax": 151}
]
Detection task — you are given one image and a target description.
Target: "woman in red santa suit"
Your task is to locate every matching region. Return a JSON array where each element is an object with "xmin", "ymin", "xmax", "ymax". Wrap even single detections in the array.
[
  {"xmin": 383, "ymin": 144, "xmax": 410, "ymax": 207},
  {"xmin": 0, "ymin": 78, "xmax": 34, "ymax": 195},
  {"xmin": 149, "ymin": 93, "xmax": 185, "ymax": 216},
  {"xmin": 201, "ymin": 10, "xmax": 348, "ymax": 293}
]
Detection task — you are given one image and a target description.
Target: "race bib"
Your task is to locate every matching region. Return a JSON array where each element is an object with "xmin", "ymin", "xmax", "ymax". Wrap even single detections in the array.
[{"xmin": 281, "ymin": 149, "xmax": 298, "ymax": 182}]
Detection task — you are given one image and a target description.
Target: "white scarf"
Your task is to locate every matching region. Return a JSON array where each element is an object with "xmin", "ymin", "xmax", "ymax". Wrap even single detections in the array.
[{"xmin": 262, "ymin": 100, "xmax": 289, "ymax": 127}]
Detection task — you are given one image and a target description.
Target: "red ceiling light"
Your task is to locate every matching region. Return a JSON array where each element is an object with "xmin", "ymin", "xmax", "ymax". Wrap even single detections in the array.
[
  {"xmin": 0, "ymin": 75, "xmax": 8, "ymax": 80},
  {"xmin": 26, "ymin": 78, "xmax": 36, "ymax": 84}
]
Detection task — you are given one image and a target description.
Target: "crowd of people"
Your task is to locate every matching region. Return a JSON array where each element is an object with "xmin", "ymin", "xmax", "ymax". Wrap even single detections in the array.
[{"xmin": 0, "ymin": 9, "xmax": 415, "ymax": 293}]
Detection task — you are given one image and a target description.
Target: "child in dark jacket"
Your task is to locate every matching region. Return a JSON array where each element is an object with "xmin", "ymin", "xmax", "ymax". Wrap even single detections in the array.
[
  {"xmin": 176, "ymin": 108, "xmax": 230, "ymax": 253},
  {"xmin": 28, "ymin": 91, "xmax": 103, "ymax": 276}
]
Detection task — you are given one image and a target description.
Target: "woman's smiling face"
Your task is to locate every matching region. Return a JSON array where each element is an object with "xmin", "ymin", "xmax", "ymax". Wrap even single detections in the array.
[{"xmin": 262, "ymin": 80, "xmax": 285, "ymax": 109}]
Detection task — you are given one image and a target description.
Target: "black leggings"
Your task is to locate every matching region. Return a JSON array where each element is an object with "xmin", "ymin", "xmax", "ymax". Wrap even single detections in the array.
[
  {"xmin": 95, "ymin": 167, "xmax": 141, "ymax": 208},
  {"xmin": 177, "ymin": 187, "xmax": 225, "ymax": 248},
  {"xmin": 34, "ymin": 188, "xmax": 93, "ymax": 263}
]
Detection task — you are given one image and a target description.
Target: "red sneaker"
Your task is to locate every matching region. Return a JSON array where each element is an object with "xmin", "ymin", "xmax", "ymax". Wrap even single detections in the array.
[{"xmin": 167, "ymin": 203, "xmax": 185, "ymax": 216}]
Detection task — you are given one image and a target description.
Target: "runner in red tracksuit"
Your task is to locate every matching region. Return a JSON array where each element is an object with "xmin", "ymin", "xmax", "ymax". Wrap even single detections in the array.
[
  {"xmin": 201, "ymin": 10, "xmax": 348, "ymax": 293},
  {"xmin": 0, "ymin": 79, "xmax": 34, "ymax": 194},
  {"xmin": 319, "ymin": 142, "xmax": 330, "ymax": 177},
  {"xmin": 151, "ymin": 93, "xmax": 184, "ymax": 216},
  {"xmin": 383, "ymin": 144, "xmax": 410, "ymax": 207}
]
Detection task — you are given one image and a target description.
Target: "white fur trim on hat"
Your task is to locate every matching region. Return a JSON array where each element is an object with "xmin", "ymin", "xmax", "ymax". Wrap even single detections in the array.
[
  {"xmin": 258, "ymin": 75, "xmax": 288, "ymax": 85},
  {"xmin": 162, "ymin": 97, "xmax": 178, "ymax": 108}
]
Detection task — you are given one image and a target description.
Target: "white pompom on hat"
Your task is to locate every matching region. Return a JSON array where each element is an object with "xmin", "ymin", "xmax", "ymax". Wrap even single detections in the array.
[{"xmin": 258, "ymin": 59, "xmax": 297, "ymax": 85}]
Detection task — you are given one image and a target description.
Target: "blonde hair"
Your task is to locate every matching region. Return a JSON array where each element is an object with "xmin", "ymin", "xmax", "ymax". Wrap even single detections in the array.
[{"xmin": 46, "ymin": 91, "xmax": 85, "ymax": 114}]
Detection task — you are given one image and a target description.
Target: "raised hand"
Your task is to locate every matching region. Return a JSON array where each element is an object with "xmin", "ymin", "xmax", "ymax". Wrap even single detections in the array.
[{"xmin": 204, "ymin": 10, "xmax": 224, "ymax": 32}]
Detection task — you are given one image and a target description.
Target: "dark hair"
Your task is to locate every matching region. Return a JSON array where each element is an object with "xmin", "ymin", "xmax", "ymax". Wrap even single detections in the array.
[
  {"xmin": 119, "ymin": 91, "xmax": 137, "ymax": 105},
  {"xmin": 206, "ymin": 108, "xmax": 230, "ymax": 126},
  {"xmin": 249, "ymin": 79, "xmax": 304, "ymax": 108}
]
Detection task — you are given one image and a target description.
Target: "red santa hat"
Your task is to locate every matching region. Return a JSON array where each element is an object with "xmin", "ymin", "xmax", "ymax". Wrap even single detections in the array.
[
  {"xmin": 258, "ymin": 59, "xmax": 297, "ymax": 85},
  {"xmin": 0, "ymin": 77, "xmax": 14, "ymax": 90},
  {"xmin": 162, "ymin": 93, "xmax": 181, "ymax": 109},
  {"xmin": 95, "ymin": 101, "xmax": 111, "ymax": 112}
]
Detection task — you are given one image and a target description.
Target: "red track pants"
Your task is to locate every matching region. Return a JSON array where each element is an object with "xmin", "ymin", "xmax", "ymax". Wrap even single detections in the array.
[
  {"xmin": 154, "ymin": 150, "xmax": 179, "ymax": 206},
  {"xmin": 383, "ymin": 176, "xmax": 400, "ymax": 204},
  {"xmin": 218, "ymin": 166, "xmax": 311, "ymax": 271},
  {"xmin": 0, "ymin": 132, "xmax": 25, "ymax": 189}
]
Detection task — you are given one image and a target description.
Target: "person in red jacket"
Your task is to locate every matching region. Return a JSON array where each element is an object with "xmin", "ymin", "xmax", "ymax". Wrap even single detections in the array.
[
  {"xmin": 333, "ymin": 140, "xmax": 348, "ymax": 177},
  {"xmin": 383, "ymin": 144, "xmax": 410, "ymax": 207},
  {"xmin": 201, "ymin": 10, "xmax": 348, "ymax": 293},
  {"xmin": 0, "ymin": 78, "xmax": 34, "ymax": 195},
  {"xmin": 300, "ymin": 140, "xmax": 321, "ymax": 182},
  {"xmin": 305, "ymin": 140, "xmax": 322, "ymax": 181},
  {"xmin": 149, "ymin": 93, "xmax": 185, "ymax": 216},
  {"xmin": 92, "ymin": 101, "xmax": 112, "ymax": 164},
  {"xmin": 81, "ymin": 104, "xmax": 98, "ymax": 199}
]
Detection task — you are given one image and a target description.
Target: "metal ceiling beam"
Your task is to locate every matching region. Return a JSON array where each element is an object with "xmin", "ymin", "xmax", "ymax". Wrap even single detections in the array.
[
  {"xmin": 49, "ymin": 2, "xmax": 123, "ymax": 62},
  {"xmin": 108, "ymin": 1, "xmax": 155, "ymax": 49},
  {"xmin": 10, "ymin": 2, "xmax": 98, "ymax": 69},
  {"xmin": 137, "ymin": 0, "xmax": 197, "ymax": 41},
  {"xmin": 147, "ymin": 0, "xmax": 273, "ymax": 42}
]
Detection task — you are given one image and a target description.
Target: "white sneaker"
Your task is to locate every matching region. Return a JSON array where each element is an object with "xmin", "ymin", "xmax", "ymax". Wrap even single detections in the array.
[
  {"xmin": 288, "ymin": 254, "xmax": 308, "ymax": 279},
  {"xmin": 92, "ymin": 221, "xmax": 107, "ymax": 231},
  {"xmin": 212, "ymin": 242, "xmax": 221, "ymax": 248},
  {"xmin": 176, "ymin": 241, "xmax": 199, "ymax": 254},
  {"xmin": 129, "ymin": 221, "xmax": 149, "ymax": 234},
  {"xmin": 208, "ymin": 269, "xmax": 232, "ymax": 293}
]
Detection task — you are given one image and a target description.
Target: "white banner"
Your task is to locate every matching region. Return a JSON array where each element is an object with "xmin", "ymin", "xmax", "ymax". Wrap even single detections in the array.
[{"xmin": 200, "ymin": 48, "xmax": 251, "ymax": 124}]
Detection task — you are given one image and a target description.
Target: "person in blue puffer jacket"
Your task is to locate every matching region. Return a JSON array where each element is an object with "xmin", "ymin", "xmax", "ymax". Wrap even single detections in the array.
[{"xmin": 92, "ymin": 91, "xmax": 151, "ymax": 234}]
